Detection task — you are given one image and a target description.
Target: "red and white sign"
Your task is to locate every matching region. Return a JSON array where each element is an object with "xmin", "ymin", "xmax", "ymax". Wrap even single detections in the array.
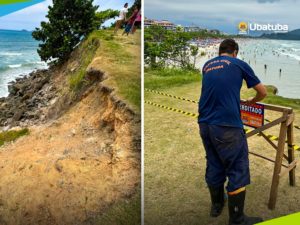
[{"xmin": 240, "ymin": 102, "xmax": 264, "ymax": 128}]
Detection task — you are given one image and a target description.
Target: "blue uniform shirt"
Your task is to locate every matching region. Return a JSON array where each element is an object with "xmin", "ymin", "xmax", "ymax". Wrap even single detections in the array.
[{"xmin": 198, "ymin": 55, "xmax": 261, "ymax": 128}]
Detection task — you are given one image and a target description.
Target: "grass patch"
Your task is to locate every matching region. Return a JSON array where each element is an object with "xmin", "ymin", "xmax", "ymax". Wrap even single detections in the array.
[
  {"xmin": 144, "ymin": 80, "xmax": 300, "ymax": 225},
  {"xmin": 92, "ymin": 191, "xmax": 141, "ymax": 225},
  {"xmin": 0, "ymin": 128, "xmax": 29, "ymax": 147},
  {"xmin": 144, "ymin": 67, "xmax": 201, "ymax": 90},
  {"xmin": 241, "ymin": 84, "xmax": 300, "ymax": 111},
  {"xmin": 67, "ymin": 28, "xmax": 142, "ymax": 108},
  {"xmin": 69, "ymin": 69, "xmax": 86, "ymax": 91},
  {"xmin": 69, "ymin": 35, "xmax": 100, "ymax": 91},
  {"xmin": 145, "ymin": 67, "xmax": 299, "ymax": 111},
  {"xmin": 264, "ymin": 93, "xmax": 300, "ymax": 111},
  {"xmin": 91, "ymin": 30, "xmax": 141, "ymax": 111}
]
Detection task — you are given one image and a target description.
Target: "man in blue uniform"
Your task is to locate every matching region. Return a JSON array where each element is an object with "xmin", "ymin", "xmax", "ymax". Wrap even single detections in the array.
[{"xmin": 199, "ymin": 39, "xmax": 267, "ymax": 225}]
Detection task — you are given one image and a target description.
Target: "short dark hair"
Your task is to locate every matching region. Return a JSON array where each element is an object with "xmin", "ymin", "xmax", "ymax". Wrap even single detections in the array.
[
  {"xmin": 219, "ymin": 39, "xmax": 239, "ymax": 56},
  {"xmin": 124, "ymin": 3, "xmax": 128, "ymax": 7}
]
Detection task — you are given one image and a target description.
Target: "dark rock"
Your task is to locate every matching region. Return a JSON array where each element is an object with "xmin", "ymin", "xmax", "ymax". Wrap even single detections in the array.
[
  {"xmin": 12, "ymin": 108, "xmax": 25, "ymax": 121},
  {"xmin": 86, "ymin": 67, "xmax": 105, "ymax": 82},
  {"xmin": 0, "ymin": 68, "xmax": 57, "ymax": 127}
]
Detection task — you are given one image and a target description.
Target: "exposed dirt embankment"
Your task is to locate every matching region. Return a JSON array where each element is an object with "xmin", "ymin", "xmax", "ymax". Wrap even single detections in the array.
[{"xmin": 0, "ymin": 32, "xmax": 140, "ymax": 225}]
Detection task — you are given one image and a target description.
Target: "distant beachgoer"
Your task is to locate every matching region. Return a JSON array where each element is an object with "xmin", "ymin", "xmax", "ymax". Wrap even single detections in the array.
[
  {"xmin": 122, "ymin": 5, "xmax": 140, "ymax": 36},
  {"xmin": 279, "ymin": 69, "xmax": 282, "ymax": 77},
  {"xmin": 114, "ymin": 3, "xmax": 129, "ymax": 34}
]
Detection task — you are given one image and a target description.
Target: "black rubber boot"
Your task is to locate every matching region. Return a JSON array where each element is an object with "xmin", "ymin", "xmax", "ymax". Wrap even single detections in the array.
[
  {"xmin": 208, "ymin": 185, "xmax": 225, "ymax": 217},
  {"xmin": 228, "ymin": 190, "xmax": 263, "ymax": 225}
]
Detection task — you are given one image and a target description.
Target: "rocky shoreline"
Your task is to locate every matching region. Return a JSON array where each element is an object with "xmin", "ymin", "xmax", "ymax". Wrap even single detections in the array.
[{"xmin": 0, "ymin": 68, "xmax": 58, "ymax": 130}]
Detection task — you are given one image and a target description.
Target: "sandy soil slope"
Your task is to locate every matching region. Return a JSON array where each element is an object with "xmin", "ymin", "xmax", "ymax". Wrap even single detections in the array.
[{"xmin": 0, "ymin": 31, "xmax": 141, "ymax": 225}]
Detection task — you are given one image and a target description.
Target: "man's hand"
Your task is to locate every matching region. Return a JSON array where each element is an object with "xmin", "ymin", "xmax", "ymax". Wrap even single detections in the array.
[
  {"xmin": 245, "ymin": 97, "xmax": 256, "ymax": 105},
  {"xmin": 246, "ymin": 83, "xmax": 267, "ymax": 104}
]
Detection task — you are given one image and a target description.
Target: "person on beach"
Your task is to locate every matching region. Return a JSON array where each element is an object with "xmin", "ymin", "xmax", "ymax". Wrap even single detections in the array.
[
  {"xmin": 198, "ymin": 39, "xmax": 267, "ymax": 225},
  {"xmin": 114, "ymin": 3, "xmax": 129, "ymax": 34},
  {"xmin": 122, "ymin": 5, "xmax": 140, "ymax": 36}
]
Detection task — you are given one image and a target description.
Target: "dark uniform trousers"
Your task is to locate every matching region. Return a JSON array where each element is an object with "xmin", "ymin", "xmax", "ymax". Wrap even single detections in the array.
[{"xmin": 199, "ymin": 123, "xmax": 250, "ymax": 192}]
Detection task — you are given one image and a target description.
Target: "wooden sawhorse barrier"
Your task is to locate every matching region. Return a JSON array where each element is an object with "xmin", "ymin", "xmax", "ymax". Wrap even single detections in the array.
[{"xmin": 245, "ymin": 103, "xmax": 297, "ymax": 210}]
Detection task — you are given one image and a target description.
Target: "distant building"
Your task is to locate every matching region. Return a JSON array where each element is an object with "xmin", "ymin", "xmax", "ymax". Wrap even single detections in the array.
[
  {"xmin": 144, "ymin": 18, "xmax": 176, "ymax": 31},
  {"xmin": 209, "ymin": 29, "xmax": 221, "ymax": 35},
  {"xmin": 145, "ymin": 18, "xmax": 222, "ymax": 34},
  {"xmin": 184, "ymin": 25, "xmax": 204, "ymax": 32},
  {"xmin": 144, "ymin": 18, "xmax": 156, "ymax": 27}
]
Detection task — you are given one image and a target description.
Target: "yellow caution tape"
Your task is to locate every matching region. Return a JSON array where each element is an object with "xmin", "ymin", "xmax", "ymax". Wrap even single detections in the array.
[
  {"xmin": 145, "ymin": 101, "xmax": 198, "ymax": 118},
  {"xmin": 145, "ymin": 100, "xmax": 300, "ymax": 151},
  {"xmin": 145, "ymin": 88, "xmax": 198, "ymax": 103},
  {"xmin": 145, "ymin": 88, "xmax": 300, "ymax": 131}
]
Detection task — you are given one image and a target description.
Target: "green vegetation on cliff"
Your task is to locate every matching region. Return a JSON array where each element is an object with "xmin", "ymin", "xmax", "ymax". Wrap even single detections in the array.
[
  {"xmin": 89, "ymin": 30, "xmax": 141, "ymax": 110},
  {"xmin": 64, "ymin": 29, "xmax": 141, "ymax": 110},
  {"xmin": 0, "ymin": 128, "xmax": 29, "ymax": 147}
]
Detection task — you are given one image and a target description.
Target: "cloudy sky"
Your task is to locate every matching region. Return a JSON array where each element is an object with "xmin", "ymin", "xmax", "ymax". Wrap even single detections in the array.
[
  {"xmin": 145, "ymin": 0, "xmax": 300, "ymax": 34},
  {"xmin": 0, "ymin": 0, "xmax": 134, "ymax": 31}
]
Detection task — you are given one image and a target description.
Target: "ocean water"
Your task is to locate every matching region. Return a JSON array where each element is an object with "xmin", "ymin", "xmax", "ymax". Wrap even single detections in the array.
[
  {"xmin": 0, "ymin": 30, "xmax": 47, "ymax": 97},
  {"xmin": 196, "ymin": 39, "xmax": 300, "ymax": 99}
]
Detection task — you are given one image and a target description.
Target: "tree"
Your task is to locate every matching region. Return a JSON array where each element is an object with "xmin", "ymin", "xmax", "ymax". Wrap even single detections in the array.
[
  {"xmin": 145, "ymin": 25, "xmax": 196, "ymax": 69},
  {"xmin": 32, "ymin": 0, "xmax": 98, "ymax": 64},
  {"xmin": 144, "ymin": 25, "xmax": 168, "ymax": 68},
  {"xmin": 95, "ymin": 9, "xmax": 119, "ymax": 28},
  {"xmin": 190, "ymin": 44, "xmax": 199, "ymax": 69},
  {"xmin": 128, "ymin": 0, "xmax": 141, "ymax": 15},
  {"xmin": 163, "ymin": 31, "xmax": 192, "ymax": 69}
]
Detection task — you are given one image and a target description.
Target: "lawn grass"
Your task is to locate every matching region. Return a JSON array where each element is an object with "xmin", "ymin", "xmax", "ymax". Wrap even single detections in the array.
[
  {"xmin": 90, "ymin": 29, "xmax": 141, "ymax": 111},
  {"xmin": 0, "ymin": 128, "xmax": 29, "ymax": 147},
  {"xmin": 92, "ymin": 191, "xmax": 141, "ymax": 225},
  {"xmin": 68, "ymin": 29, "xmax": 141, "ymax": 111},
  {"xmin": 144, "ymin": 67, "xmax": 300, "ymax": 112},
  {"xmin": 69, "ymin": 34, "xmax": 99, "ymax": 91},
  {"xmin": 144, "ymin": 67, "xmax": 300, "ymax": 225},
  {"xmin": 144, "ymin": 79, "xmax": 300, "ymax": 225},
  {"xmin": 144, "ymin": 67, "xmax": 201, "ymax": 90}
]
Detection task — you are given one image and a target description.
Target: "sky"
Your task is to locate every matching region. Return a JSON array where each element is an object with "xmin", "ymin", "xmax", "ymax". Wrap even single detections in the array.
[
  {"xmin": 0, "ymin": 0, "xmax": 134, "ymax": 31},
  {"xmin": 145, "ymin": 0, "xmax": 300, "ymax": 34}
]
